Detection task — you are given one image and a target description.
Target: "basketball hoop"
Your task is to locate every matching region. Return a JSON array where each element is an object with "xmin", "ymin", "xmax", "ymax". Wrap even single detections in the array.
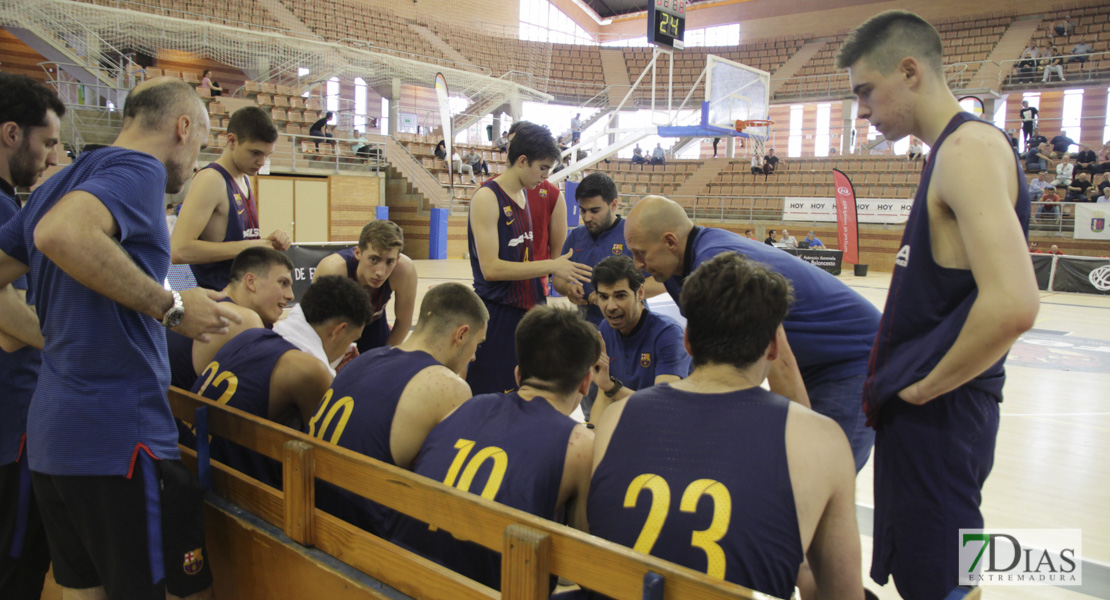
[{"xmin": 735, "ymin": 119, "xmax": 774, "ymax": 133}]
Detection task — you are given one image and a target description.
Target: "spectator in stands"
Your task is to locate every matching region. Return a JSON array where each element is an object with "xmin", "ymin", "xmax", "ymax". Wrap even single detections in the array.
[
  {"xmin": 351, "ymin": 130, "xmax": 372, "ymax": 159},
  {"xmin": 1076, "ymin": 145, "xmax": 1098, "ymax": 175},
  {"xmin": 1017, "ymin": 46, "xmax": 1039, "ymax": 83},
  {"xmin": 1029, "ymin": 241, "xmax": 1042, "ymax": 253},
  {"xmin": 1049, "ymin": 132, "xmax": 1076, "ymax": 158},
  {"xmin": 1066, "ymin": 172, "xmax": 1095, "ymax": 202},
  {"xmin": 1096, "ymin": 172, "xmax": 1110, "ymax": 196},
  {"xmin": 1049, "ymin": 244, "xmax": 1064, "ymax": 255},
  {"xmin": 744, "ymin": 229, "xmax": 756, "ymax": 239},
  {"xmin": 1069, "ymin": 41, "xmax": 1093, "ymax": 66},
  {"xmin": 310, "ymin": 112, "xmax": 335, "ymax": 150},
  {"xmin": 1028, "ymin": 127, "xmax": 1048, "ymax": 150},
  {"xmin": 764, "ymin": 229, "xmax": 778, "ymax": 245},
  {"xmin": 200, "ymin": 69, "xmax": 222, "ymax": 97},
  {"xmin": 1024, "ymin": 142, "xmax": 1051, "ymax": 173},
  {"xmin": 631, "ymin": 144, "xmax": 646, "ymax": 165},
  {"xmin": 780, "ymin": 228, "xmax": 798, "ymax": 248},
  {"xmin": 907, "ymin": 137, "xmax": 924, "ymax": 162},
  {"xmin": 496, "ymin": 131, "xmax": 508, "ymax": 152},
  {"xmin": 433, "ymin": 139, "xmax": 446, "ymax": 160},
  {"xmin": 451, "ymin": 151, "xmax": 475, "ymax": 184},
  {"xmin": 1037, "ymin": 188, "xmax": 1061, "ymax": 223},
  {"xmin": 571, "ymin": 113, "xmax": 582, "ymax": 143},
  {"xmin": 1042, "ymin": 45, "xmax": 1065, "ymax": 82},
  {"xmin": 751, "ymin": 153, "xmax": 766, "ymax": 176},
  {"xmin": 1008, "ymin": 130, "xmax": 1019, "ymax": 152},
  {"xmin": 651, "ymin": 142, "xmax": 666, "ymax": 165},
  {"xmin": 803, "ymin": 231, "xmax": 825, "ymax": 248},
  {"xmin": 1097, "ymin": 142, "xmax": 1110, "ymax": 173},
  {"xmin": 1052, "ymin": 154, "xmax": 1074, "ymax": 187},
  {"xmin": 1028, "ymin": 172, "xmax": 1054, "ymax": 201},
  {"xmin": 764, "ymin": 147, "xmax": 781, "ymax": 173},
  {"xmin": 1019, "ymin": 101, "xmax": 1038, "ymax": 146},
  {"xmin": 463, "ymin": 148, "xmax": 489, "ymax": 177},
  {"xmin": 712, "ymin": 137, "xmax": 721, "ymax": 157},
  {"xmin": 1054, "ymin": 18, "xmax": 1073, "ymax": 38}
]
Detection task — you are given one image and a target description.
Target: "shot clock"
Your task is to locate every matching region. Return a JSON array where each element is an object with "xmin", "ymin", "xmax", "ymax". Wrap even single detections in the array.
[{"xmin": 647, "ymin": 0, "xmax": 686, "ymax": 50}]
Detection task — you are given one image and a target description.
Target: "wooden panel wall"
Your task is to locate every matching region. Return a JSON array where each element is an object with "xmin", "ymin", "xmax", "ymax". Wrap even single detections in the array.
[
  {"xmin": 0, "ymin": 29, "xmax": 50, "ymax": 81},
  {"xmin": 329, "ymin": 175, "xmax": 383, "ymax": 242}
]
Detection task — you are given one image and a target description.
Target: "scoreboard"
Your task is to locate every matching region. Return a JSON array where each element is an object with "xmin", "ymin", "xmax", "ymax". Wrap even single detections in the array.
[{"xmin": 647, "ymin": 0, "xmax": 686, "ymax": 50}]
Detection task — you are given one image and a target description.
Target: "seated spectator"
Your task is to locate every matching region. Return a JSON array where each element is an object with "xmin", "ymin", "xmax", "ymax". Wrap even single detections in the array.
[
  {"xmin": 631, "ymin": 144, "xmax": 646, "ymax": 165},
  {"xmin": 1066, "ymin": 172, "xmax": 1095, "ymax": 203},
  {"xmin": 1037, "ymin": 188, "xmax": 1061, "ymax": 222},
  {"xmin": 1097, "ymin": 142, "xmax": 1110, "ymax": 174},
  {"xmin": 351, "ymin": 130, "xmax": 372, "ymax": 158},
  {"xmin": 750, "ymin": 153, "xmax": 765, "ymax": 175},
  {"xmin": 1096, "ymin": 172, "xmax": 1110, "ymax": 196},
  {"xmin": 1051, "ymin": 155, "xmax": 1074, "ymax": 187},
  {"xmin": 1028, "ymin": 128, "xmax": 1048, "ymax": 150},
  {"xmin": 1049, "ymin": 132, "xmax": 1076, "ymax": 158},
  {"xmin": 1054, "ymin": 18, "xmax": 1074, "ymax": 37},
  {"xmin": 462, "ymin": 148, "xmax": 489, "ymax": 176},
  {"xmin": 1097, "ymin": 189, "xmax": 1110, "ymax": 203},
  {"xmin": 451, "ymin": 151, "xmax": 475, "ymax": 183},
  {"xmin": 496, "ymin": 132, "xmax": 508, "ymax": 152},
  {"xmin": 200, "ymin": 69, "xmax": 223, "ymax": 97},
  {"xmin": 1016, "ymin": 46, "xmax": 1039, "ymax": 83},
  {"xmin": 1008, "ymin": 130, "xmax": 1019, "ymax": 152},
  {"xmin": 803, "ymin": 231, "xmax": 825, "ymax": 248},
  {"xmin": 433, "ymin": 139, "xmax": 446, "ymax": 160},
  {"xmin": 744, "ymin": 229, "xmax": 756, "ymax": 239},
  {"xmin": 309, "ymin": 112, "xmax": 335, "ymax": 150},
  {"xmin": 1042, "ymin": 46, "xmax": 1065, "ymax": 82},
  {"xmin": 1023, "ymin": 143, "xmax": 1050, "ymax": 173},
  {"xmin": 1049, "ymin": 244, "xmax": 1064, "ymax": 255},
  {"xmin": 651, "ymin": 143, "xmax": 666, "ymax": 165},
  {"xmin": 1029, "ymin": 241, "xmax": 1042, "ymax": 253},
  {"xmin": 907, "ymin": 138, "xmax": 924, "ymax": 162},
  {"xmin": 1028, "ymin": 172, "xmax": 1054, "ymax": 201},
  {"xmin": 1076, "ymin": 145, "xmax": 1098, "ymax": 175},
  {"xmin": 764, "ymin": 147, "xmax": 781, "ymax": 173},
  {"xmin": 1069, "ymin": 41, "xmax": 1093, "ymax": 66},
  {"xmin": 780, "ymin": 228, "xmax": 798, "ymax": 248},
  {"xmin": 764, "ymin": 229, "xmax": 778, "ymax": 246}
]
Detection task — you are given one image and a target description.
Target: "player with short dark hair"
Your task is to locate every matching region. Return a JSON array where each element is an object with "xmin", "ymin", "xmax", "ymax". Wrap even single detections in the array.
[
  {"xmin": 390, "ymin": 306, "xmax": 598, "ymax": 590},
  {"xmin": 466, "ymin": 122, "xmax": 591, "ymax": 394},
  {"xmin": 0, "ymin": 76, "xmax": 236, "ymax": 600},
  {"xmin": 172, "ymin": 105, "xmax": 290, "ymax": 291},
  {"xmin": 166, "ymin": 246, "xmax": 294, "ymax": 390},
  {"xmin": 0, "ymin": 71, "xmax": 64, "ymax": 600},
  {"xmin": 838, "ymin": 10, "xmax": 1039, "ymax": 599},
  {"xmin": 505, "ymin": 121, "xmax": 568, "ymax": 297},
  {"xmin": 314, "ymin": 219, "xmax": 417, "ymax": 351},
  {"xmin": 589, "ymin": 252, "xmax": 862, "ymax": 599},
  {"xmin": 587, "ymin": 255, "xmax": 690, "ymax": 423},
  {"xmin": 312, "ymin": 282, "xmax": 487, "ymax": 536},
  {"xmin": 191, "ymin": 275, "xmax": 370, "ymax": 488}
]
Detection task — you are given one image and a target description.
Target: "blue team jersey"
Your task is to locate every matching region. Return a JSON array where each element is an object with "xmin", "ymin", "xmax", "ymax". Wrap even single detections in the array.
[
  {"xmin": 0, "ymin": 183, "xmax": 40, "ymax": 466},
  {"xmin": 391, "ymin": 392, "xmax": 577, "ymax": 590},
  {"xmin": 561, "ymin": 216, "xmax": 632, "ymax": 326},
  {"xmin": 600, "ymin": 309, "xmax": 690, "ymax": 391},
  {"xmin": 191, "ymin": 328, "xmax": 299, "ymax": 488},
  {"xmin": 864, "ymin": 112, "xmax": 1030, "ymax": 425},
  {"xmin": 312, "ymin": 346, "xmax": 441, "ymax": 536},
  {"xmin": 188, "ymin": 163, "xmax": 261, "ymax": 290},
  {"xmin": 588, "ymin": 385, "xmax": 803, "ymax": 598},
  {"xmin": 0, "ymin": 147, "xmax": 176, "ymax": 476},
  {"xmin": 335, "ymin": 246, "xmax": 394, "ymax": 352},
  {"xmin": 166, "ymin": 329, "xmax": 198, "ymax": 391},
  {"xmin": 664, "ymin": 227, "xmax": 880, "ymax": 386},
  {"xmin": 468, "ymin": 181, "xmax": 544, "ymax": 310}
]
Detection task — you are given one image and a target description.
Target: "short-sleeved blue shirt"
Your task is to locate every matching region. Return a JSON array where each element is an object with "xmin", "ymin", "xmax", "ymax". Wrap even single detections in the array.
[
  {"xmin": 0, "ymin": 181, "xmax": 41, "ymax": 465},
  {"xmin": 0, "ymin": 147, "xmax": 177, "ymax": 476},
  {"xmin": 600, "ymin": 309, "xmax": 690, "ymax": 391},
  {"xmin": 561, "ymin": 216, "xmax": 631, "ymax": 327}
]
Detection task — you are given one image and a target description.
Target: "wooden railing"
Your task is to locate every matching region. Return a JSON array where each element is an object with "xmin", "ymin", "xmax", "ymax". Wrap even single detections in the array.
[{"xmin": 168, "ymin": 388, "xmax": 768, "ymax": 600}]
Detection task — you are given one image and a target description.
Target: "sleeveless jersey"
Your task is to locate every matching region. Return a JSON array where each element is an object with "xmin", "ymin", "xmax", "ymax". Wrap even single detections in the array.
[
  {"xmin": 0, "ymin": 183, "xmax": 40, "ymax": 466},
  {"xmin": 191, "ymin": 328, "xmax": 298, "ymax": 488},
  {"xmin": 335, "ymin": 246, "xmax": 394, "ymax": 352},
  {"xmin": 312, "ymin": 346, "xmax": 441, "ymax": 536},
  {"xmin": 468, "ymin": 181, "xmax": 544, "ymax": 310},
  {"xmin": 529, "ymin": 179, "xmax": 559, "ymax": 261},
  {"xmin": 864, "ymin": 112, "xmax": 1031, "ymax": 425},
  {"xmin": 588, "ymin": 385, "xmax": 803, "ymax": 599},
  {"xmin": 189, "ymin": 163, "xmax": 260, "ymax": 291},
  {"xmin": 663, "ymin": 227, "xmax": 880, "ymax": 386},
  {"xmin": 390, "ymin": 392, "xmax": 577, "ymax": 590},
  {"xmin": 166, "ymin": 297, "xmax": 240, "ymax": 391}
]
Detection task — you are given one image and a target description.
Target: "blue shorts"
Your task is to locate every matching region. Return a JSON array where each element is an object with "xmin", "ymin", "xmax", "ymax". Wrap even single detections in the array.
[
  {"xmin": 355, "ymin": 315, "xmax": 391, "ymax": 354},
  {"xmin": 870, "ymin": 387, "xmax": 1000, "ymax": 600},
  {"xmin": 807, "ymin": 374, "xmax": 874, "ymax": 472},
  {"xmin": 465, "ymin": 300, "xmax": 528, "ymax": 395}
]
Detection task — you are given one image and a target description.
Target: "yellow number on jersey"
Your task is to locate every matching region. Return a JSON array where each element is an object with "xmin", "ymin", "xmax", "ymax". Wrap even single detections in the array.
[
  {"xmin": 624, "ymin": 475, "xmax": 732, "ymax": 579},
  {"xmin": 443, "ymin": 438, "xmax": 508, "ymax": 500},
  {"xmin": 309, "ymin": 389, "xmax": 355, "ymax": 444},
  {"xmin": 196, "ymin": 361, "xmax": 238, "ymax": 406}
]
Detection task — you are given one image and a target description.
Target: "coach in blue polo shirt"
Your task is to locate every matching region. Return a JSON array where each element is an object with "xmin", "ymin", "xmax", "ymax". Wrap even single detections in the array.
[{"xmin": 589, "ymin": 255, "xmax": 690, "ymax": 422}]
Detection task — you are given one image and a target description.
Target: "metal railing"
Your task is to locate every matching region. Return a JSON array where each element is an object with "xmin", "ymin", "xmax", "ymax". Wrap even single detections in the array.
[
  {"xmin": 99, "ymin": 0, "xmax": 322, "ymax": 41},
  {"xmin": 999, "ymin": 51, "xmax": 1110, "ymax": 87}
]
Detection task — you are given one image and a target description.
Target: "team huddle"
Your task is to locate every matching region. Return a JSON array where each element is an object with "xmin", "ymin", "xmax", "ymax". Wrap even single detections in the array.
[{"xmin": 0, "ymin": 9, "xmax": 1040, "ymax": 600}]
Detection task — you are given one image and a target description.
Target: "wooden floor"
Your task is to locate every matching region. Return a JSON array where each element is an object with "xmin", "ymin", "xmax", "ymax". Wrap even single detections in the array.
[{"xmin": 406, "ymin": 259, "xmax": 1110, "ymax": 600}]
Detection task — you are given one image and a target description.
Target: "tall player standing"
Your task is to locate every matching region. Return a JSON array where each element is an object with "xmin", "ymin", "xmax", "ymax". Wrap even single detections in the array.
[
  {"xmin": 838, "ymin": 11, "xmax": 1039, "ymax": 599},
  {"xmin": 466, "ymin": 122, "xmax": 591, "ymax": 394}
]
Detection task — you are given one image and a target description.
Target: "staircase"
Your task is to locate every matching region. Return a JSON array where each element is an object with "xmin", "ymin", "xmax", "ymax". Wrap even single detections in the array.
[
  {"xmin": 769, "ymin": 39, "xmax": 827, "ymax": 96},
  {"xmin": 382, "ymin": 137, "xmax": 449, "ymax": 207},
  {"xmin": 599, "ymin": 49, "xmax": 633, "ymax": 107},
  {"xmin": 966, "ymin": 16, "xmax": 1044, "ymax": 92},
  {"xmin": 672, "ymin": 157, "xmax": 730, "ymax": 199},
  {"xmin": 408, "ymin": 24, "xmax": 487, "ymax": 75}
]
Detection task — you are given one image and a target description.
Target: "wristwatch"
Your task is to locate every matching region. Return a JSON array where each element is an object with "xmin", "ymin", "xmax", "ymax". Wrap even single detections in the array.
[
  {"xmin": 162, "ymin": 290, "xmax": 185, "ymax": 328},
  {"xmin": 604, "ymin": 376, "xmax": 624, "ymax": 398}
]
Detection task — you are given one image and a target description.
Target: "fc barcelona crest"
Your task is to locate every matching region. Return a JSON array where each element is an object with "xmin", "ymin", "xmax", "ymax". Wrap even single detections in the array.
[
  {"xmin": 503, "ymin": 205, "xmax": 513, "ymax": 218},
  {"xmin": 612, "ymin": 243, "xmax": 624, "ymax": 255},
  {"xmin": 640, "ymin": 353, "xmax": 652, "ymax": 368},
  {"xmin": 539, "ymin": 187, "xmax": 549, "ymax": 198},
  {"xmin": 1093, "ymin": 210, "xmax": 1106, "ymax": 233},
  {"xmin": 183, "ymin": 548, "xmax": 205, "ymax": 575}
]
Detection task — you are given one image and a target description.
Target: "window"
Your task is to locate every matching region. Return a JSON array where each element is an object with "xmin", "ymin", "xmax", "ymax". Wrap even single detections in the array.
[
  {"xmin": 519, "ymin": 0, "xmax": 593, "ymax": 45},
  {"xmin": 814, "ymin": 103, "xmax": 831, "ymax": 157},
  {"xmin": 684, "ymin": 24, "xmax": 740, "ymax": 48},
  {"xmin": 354, "ymin": 77, "xmax": 367, "ymax": 132},
  {"xmin": 788, "ymin": 105, "xmax": 803, "ymax": 158},
  {"xmin": 326, "ymin": 77, "xmax": 339, "ymax": 125},
  {"xmin": 297, "ymin": 67, "xmax": 310, "ymax": 77},
  {"xmin": 1061, "ymin": 89, "xmax": 1084, "ymax": 151}
]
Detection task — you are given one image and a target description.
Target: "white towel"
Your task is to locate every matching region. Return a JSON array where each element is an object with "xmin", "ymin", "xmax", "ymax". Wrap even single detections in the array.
[{"xmin": 273, "ymin": 304, "xmax": 338, "ymax": 377}]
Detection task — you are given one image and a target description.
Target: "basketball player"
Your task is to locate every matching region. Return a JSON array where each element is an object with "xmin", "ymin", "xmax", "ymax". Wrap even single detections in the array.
[
  {"xmin": 588, "ymin": 255, "xmax": 690, "ymax": 423},
  {"xmin": 626, "ymin": 197, "xmax": 885, "ymax": 468},
  {"xmin": 588, "ymin": 253, "xmax": 861, "ymax": 599},
  {"xmin": 466, "ymin": 122, "xmax": 591, "ymax": 394},
  {"xmin": 313, "ymin": 220, "xmax": 416, "ymax": 351},
  {"xmin": 192, "ymin": 275, "xmax": 370, "ymax": 488},
  {"xmin": 838, "ymin": 12, "xmax": 1039, "ymax": 599},
  {"xmin": 506, "ymin": 120, "xmax": 567, "ymax": 295},
  {"xmin": 311, "ymin": 282, "xmax": 487, "ymax": 536},
  {"xmin": 0, "ymin": 77, "xmax": 236, "ymax": 600},
  {"xmin": 0, "ymin": 72, "xmax": 61, "ymax": 600},
  {"xmin": 390, "ymin": 306, "xmax": 598, "ymax": 590},
  {"xmin": 166, "ymin": 247, "xmax": 294, "ymax": 390},
  {"xmin": 172, "ymin": 105, "xmax": 291, "ymax": 290}
]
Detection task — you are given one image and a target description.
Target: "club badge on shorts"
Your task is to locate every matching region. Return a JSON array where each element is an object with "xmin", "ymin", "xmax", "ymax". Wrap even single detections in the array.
[
  {"xmin": 503, "ymin": 205, "xmax": 513, "ymax": 218},
  {"xmin": 183, "ymin": 548, "xmax": 205, "ymax": 575},
  {"xmin": 640, "ymin": 353, "xmax": 652, "ymax": 368},
  {"xmin": 612, "ymin": 243, "xmax": 624, "ymax": 255}
]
